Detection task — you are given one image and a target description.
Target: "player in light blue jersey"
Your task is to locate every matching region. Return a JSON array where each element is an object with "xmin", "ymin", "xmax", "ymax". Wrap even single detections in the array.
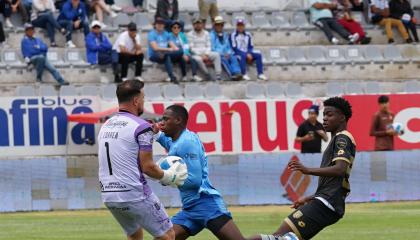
[{"xmin": 152, "ymin": 105, "xmax": 246, "ymax": 240}]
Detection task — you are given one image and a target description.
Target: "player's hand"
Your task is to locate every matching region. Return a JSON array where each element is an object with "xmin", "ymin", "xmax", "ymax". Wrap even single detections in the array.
[
  {"xmin": 151, "ymin": 122, "xmax": 161, "ymax": 134},
  {"xmin": 386, "ymin": 129, "xmax": 396, "ymax": 136},
  {"xmin": 288, "ymin": 160, "xmax": 310, "ymax": 174},
  {"xmin": 291, "ymin": 196, "xmax": 312, "ymax": 209},
  {"xmin": 159, "ymin": 162, "xmax": 188, "ymax": 187}
]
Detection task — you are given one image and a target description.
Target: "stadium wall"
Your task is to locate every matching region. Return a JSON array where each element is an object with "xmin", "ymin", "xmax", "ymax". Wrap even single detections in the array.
[{"xmin": 0, "ymin": 150, "xmax": 420, "ymax": 212}]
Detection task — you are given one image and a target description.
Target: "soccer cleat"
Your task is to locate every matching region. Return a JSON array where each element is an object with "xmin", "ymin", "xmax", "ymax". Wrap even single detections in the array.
[
  {"xmin": 331, "ymin": 37, "xmax": 339, "ymax": 45},
  {"xmin": 243, "ymin": 74, "xmax": 251, "ymax": 81},
  {"xmin": 66, "ymin": 41, "xmax": 76, "ymax": 48},
  {"xmin": 258, "ymin": 74, "xmax": 268, "ymax": 81}
]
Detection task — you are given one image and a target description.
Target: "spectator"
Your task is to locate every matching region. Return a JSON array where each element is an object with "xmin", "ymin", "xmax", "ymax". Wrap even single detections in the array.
[
  {"xmin": 210, "ymin": 16, "xmax": 242, "ymax": 80},
  {"xmin": 21, "ymin": 23, "xmax": 69, "ymax": 85},
  {"xmin": 57, "ymin": 0, "xmax": 90, "ymax": 48},
  {"xmin": 389, "ymin": 0, "xmax": 419, "ymax": 43},
  {"xmin": 370, "ymin": 95, "xmax": 396, "ymax": 151},
  {"xmin": 0, "ymin": 0, "xmax": 29, "ymax": 28},
  {"xmin": 309, "ymin": 0, "xmax": 360, "ymax": 44},
  {"xmin": 335, "ymin": 0, "xmax": 371, "ymax": 44},
  {"xmin": 155, "ymin": 0, "xmax": 181, "ymax": 30},
  {"xmin": 369, "ymin": 0, "xmax": 411, "ymax": 43},
  {"xmin": 187, "ymin": 18, "xmax": 222, "ymax": 81},
  {"xmin": 295, "ymin": 105, "xmax": 328, "ymax": 154},
  {"xmin": 112, "ymin": 22, "xmax": 144, "ymax": 82},
  {"xmin": 198, "ymin": 0, "xmax": 218, "ymax": 27},
  {"xmin": 148, "ymin": 18, "xmax": 186, "ymax": 84},
  {"xmin": 0, "ymin": 21, "xmax": 5, "ymax": 46},
  {"xmin": 132, "ymin": 0, "xmax": 144, "ymax": 12},
  {"xmin": 22, "ymin": 0, "xmax": 32, "ymax": 17},
  {"xmin": 169, "ymin": 21, "xmax": 202, "ymax": 82},
  {"xmin": 230, "ymin": 18, "xmax": 267, "ymax": 81},
  {"xmin": 85, "ymin": 20, "xmax": 113, "ymax": 65},
  {"xmin": 349, "ymin": 0, "xmax": 363, "ymax": 11},
  {"xmin": 31, "ymin": 0, "xmax": 66, "ymax": 47},
  {"xmin": 86, "ymin": 0, "xmax": 117, "ymax": 25},
  {"xmin": 104, "ymin": 0, "xmax": 121, "ymax": 12}
]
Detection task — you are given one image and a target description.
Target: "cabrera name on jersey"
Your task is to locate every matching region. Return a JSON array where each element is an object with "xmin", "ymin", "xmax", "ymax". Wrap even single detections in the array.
[{"xmin": 98, "ymin": 111, "xmax": 154, "ymax": 203}]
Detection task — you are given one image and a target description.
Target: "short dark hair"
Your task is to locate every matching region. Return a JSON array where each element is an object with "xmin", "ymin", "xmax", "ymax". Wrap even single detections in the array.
[
  {"xmin": 324, "ymin": 97, "xmax": 353, "ymax": 121},
  {"xmin": 378, "ymin": 95, "xmax": 389, "ymax": 104},
  {"xmin": 166, "ymin": 105, "xmax": 189, "ymax": 126},
  {"xmin": 116, "ymin": 80, "xmax": 144, "ymax": 103}
]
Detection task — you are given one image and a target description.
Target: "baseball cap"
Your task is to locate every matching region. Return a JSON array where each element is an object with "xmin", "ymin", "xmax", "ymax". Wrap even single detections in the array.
[
  {"xmin": 214, "ymin": 16, "xmax": 225, "ymax": 24},
  {"xmin": 127, "ymin": 22, "xmax": 137, "ymax": 31},
  {"xmin": 236, "ymin": 18, "xmax": 246, "ymax": 25},
  {"xmin": 170, "ymin": 20, "xmax": 181, "ymax": 28},
  {"xmin": 90, "ymin": 20, "xmax": 102, "ymax": 28},
  {"xmin": 308, "ymin": 105, "xmax": 320, "ymax": 115},
  {"xmin": 192, "ymin": 18, "xmax": 203, "ymax": 24},
  {"xmin": 24, "ymin": 23, "xmax": 34, "ymax": 30},
  {"xmin": 154, "ymin": 17, "xmax": 165, "ymax": 24}
]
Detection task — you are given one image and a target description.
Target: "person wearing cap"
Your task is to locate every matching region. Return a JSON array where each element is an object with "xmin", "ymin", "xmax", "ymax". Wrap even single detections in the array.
[
  {"xmin": 210, "ymin": 16, "xmax": 242, "ymax": 81},
  {"xmin": 148, "ymin": 17, "xmax": 186, "ymax": 84},
  {"xmin": 169, "ymin": 21, "xmax": 202, "ymax": 82},
  {"xmin": 21, "ymin": 23, "xmax": 69, "ymax": 85},
  {"xmin": 295, "ymin": 105, "xmax": 328, "ymax": 153},
  {"xmin": 112, "ymin": 22, "xmax": 144, "ymax": 82},
  {"xmin": 230, "ymin": 18, "xmax": 267, "ymax": 81},
  {"xmin": 57, "ymin": 0, "xmax": 89, "ymax": 48},
  {"xmin": 85, "ymin": 21, "xmax": 113, "ymax": 65},
  {"xmin": 187, "ymin": 18, "xmax": 222, "ymax": 81},
  {"xmin": 155, "ymin": 0, "xmax": 182, "ymax": 31},
  {"xmin": 198, "ymin": 0, "xmax": 219, "ymax": 27}
]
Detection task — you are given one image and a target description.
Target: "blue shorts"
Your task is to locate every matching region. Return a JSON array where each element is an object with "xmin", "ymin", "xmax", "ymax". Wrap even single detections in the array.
[{"xmin": 172, "ymin": 194, "xmax": 232, "ymax": 236}]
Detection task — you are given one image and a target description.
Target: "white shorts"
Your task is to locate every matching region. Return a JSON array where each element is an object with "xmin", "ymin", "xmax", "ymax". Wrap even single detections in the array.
[{"xmin": 105, "ymin": 193, "xmax": 173, "ymax": 237}]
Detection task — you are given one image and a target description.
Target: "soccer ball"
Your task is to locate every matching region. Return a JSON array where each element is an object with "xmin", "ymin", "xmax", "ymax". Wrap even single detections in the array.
[
  {"xmin": 391, "ymin": 122, "xmax": 405, "ymax": 135},
  {"xmin": 157, "ymin": 155, "xmax": 188, "ymax": 175}
]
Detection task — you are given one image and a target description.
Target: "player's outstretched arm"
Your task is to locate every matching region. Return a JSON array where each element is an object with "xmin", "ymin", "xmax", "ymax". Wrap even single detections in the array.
[
  {"xmin": 288, "ymin": 160, "xmax": 348, "ymax": 178},
  {"xmin": 139, "ymin": 151, "xmax": 164, "ymax": 180}
]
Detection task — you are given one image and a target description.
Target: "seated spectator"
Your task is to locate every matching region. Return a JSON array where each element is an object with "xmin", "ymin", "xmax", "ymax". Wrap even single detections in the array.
[
  {"xmin": 187, "ymin": 18, "xmax": 222, "ymax": 81},
  {"xmin": 85, "ymin": 21, "xmax": 113, "ymax": 65},
  {"xmin": 0, "ymin": 21, "xmax": 5, "ymax": 47},
  {"xmin": 31, "ymin": 0, "xmax": 66, "ymax": 47},
  {"xmin": 112, "ymin": 22, "xmax": 144, "ymax": 82},
  {"xmin": 22, "ymin": 0, "xmax": 32, "ymax": 17},
  {"xmin": 369, "ymin": 0, "xmax": 411, "ymax": 43},
  {"xmin": 309, "ymin": 0, "xmax": 359, "ymax": 44},
  {"xmin": 21, "ymin": 23, "xmax": 69, "ymax": 85},
  {"xmin": 335, "ymin": 0, "xmax": 371, "ymax": 44},
  {"xmin": 0, "ymin": 0, "xmax": 29, "ymax": 28},
  {"xmin": 85, "ymin": 0, "xmax": 117, "ymax": 26},
  {"xmin": 210, "ymin": 16, "xmax": 242, "ymax": 81},
  {"xmin": 148, "ymin": 18, "xmax": 186, "ymax": 84},
  {"xmin": 155, "ymin": 0, "xmax": 182, "ymax": 30},
  {"xmin": 104, "ymin": 0, "xmax": 121, "ymax": 12},
  {"xmin": 132, "ymin": 0, "xmax": 144, "ymax": 12},
  {"xmin": 198, "ymin": 0, "xmax": 218, "ymax": 27},
  {"xmin": 349, "ymin": 0, "xmax": 363, "ymax": 11},
  {"xmin": 230, "ymin": 19, "xmax": 267, "ymax": 81},
  {"xmin": 57, "ymin": 0, "xmax": 90, "ymax": 48},
  {"xmin": 169, "ymin": 21, "xmax": 202, "ymax": 82},
  {"xmin": 389, "ymin": 0, "xmax": 419, "ymax": 43}
]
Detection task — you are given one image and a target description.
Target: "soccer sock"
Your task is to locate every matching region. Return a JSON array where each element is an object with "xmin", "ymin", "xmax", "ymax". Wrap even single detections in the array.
[
  {"xmin": 260, "ymin": 232, "xmax": 298, "ymax": 240},
  {"xmin": 260, "ymin": 235, "xmax": 281, "ymax": 240}
]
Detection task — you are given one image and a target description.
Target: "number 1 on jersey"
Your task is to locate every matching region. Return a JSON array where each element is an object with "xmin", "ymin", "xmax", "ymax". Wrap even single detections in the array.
[{"xmin": 105, "ymin": 142, "xmax": 113, "ymax": 175}]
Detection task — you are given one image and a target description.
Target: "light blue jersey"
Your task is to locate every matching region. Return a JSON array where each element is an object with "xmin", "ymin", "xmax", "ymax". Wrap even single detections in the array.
[{"xmin": 157, "ymin": 129, "xmax": 221, "ymax": 207}]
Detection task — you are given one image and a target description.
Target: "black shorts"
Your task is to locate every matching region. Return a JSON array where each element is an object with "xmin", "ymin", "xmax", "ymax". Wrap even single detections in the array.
[{"xmin": 284, "ymin": 199, "xmax": 341, "ymax": 240}]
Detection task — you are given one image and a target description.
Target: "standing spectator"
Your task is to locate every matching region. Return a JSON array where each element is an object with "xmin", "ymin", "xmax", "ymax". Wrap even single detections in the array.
[
  {"xmin": 369, "ymin": 0, "xmax": 410, "ymax": 43},
  {"xmin": 148, "ymin": 18, "xmax": 186, "ymax": 84},
  {"xmin": 0, "ymin": 0, "xmax": 29, "ymax": 28},
  {"xmin": 370, "ymin": 95, "xmax": 397, "ymax": 151},
  {"xmin": 21, "ymin": 23, "xmax": 69, "ymax": 85},
  {"xmin": 86, "ymin": 0, "xmax": 117, "ymax": 25},
  {"xmin": 155, "ymin": 0, "xmax": 181, "ymax": 30},
  {"xmin": 295, "ymin": 105, "xmax": 328, "ymax": 153},
  {"xmin": 210, "ymin": 16, "xmax": 242, "ymax": 80},
  {"xmin": 112, "ymin": 22, "xmax": 144, "ymax": 82},
  {"xmin": 187, "ymin": 18, "xmax": 222, "ymax": 81},
  {"xmin": 230, "ymin": 19, "xmax": 267, "ymax": 81},
  {"xmin": 389, "ymin": 0, "xmax": 419, "ymax": 43},
  {"xmin": 198, "ymin": 0, "xmax": 218, "ymax": 27},
  {"xmin": 85, "ymin": 20, "xmax": 113, "ymax": 65},
  {"xmin": 57, "ymin": 0, "xmax": 89, "ymax": 48},
  {"xmin": 169, "ymin": 21, "xmax": 202, "ymax": 82},
  {"xmin": 31, "ymin": 0, "xmax": 66, "ymax": 47},
  {"xmin": 309, "ymin": 0, "xmax": 360, "ymax": 44},
  {"xmin": 335, "ymin": 0, "xmax": 371, "ymax": 44}
]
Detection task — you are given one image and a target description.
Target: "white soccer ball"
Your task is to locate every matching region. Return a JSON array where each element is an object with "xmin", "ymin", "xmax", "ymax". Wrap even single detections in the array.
[
  {"xmin": 157, "ymin": 155, "xmax": 188, "ymax": 176},
  {"xmin": 391, "ymin": 122, "xmax": 405, "ymax": 135}
]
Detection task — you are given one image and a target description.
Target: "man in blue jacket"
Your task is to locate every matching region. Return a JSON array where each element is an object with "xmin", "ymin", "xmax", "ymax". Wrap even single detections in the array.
[
  {"xmin": 21, "ymin": 23, "xmax": 69, "ymax": 85},
  {"xmin": 210, "ymin": 16, "xmax": 242, "ymax": 81},
  {"xmin": 85, "ymin": 20, "xmax": 113, "ymax": 65},
  {"xmin": 57, "ymin": 0, "xmax": 89, "ymax": 48}
]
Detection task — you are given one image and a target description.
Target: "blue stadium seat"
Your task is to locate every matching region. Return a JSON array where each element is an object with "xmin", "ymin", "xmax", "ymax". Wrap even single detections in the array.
[
  {"xmin": 285, "ymin": 82, "xmax": 303, "ymax": 97},
  {"xmin": 345, "ymin": 82, "xmax": 364, "ymax": 94},
  {"xmin": 144, "ymin": 84, "xmax": 164, "ymax": 101},
  {"xmin": 326, "ymin": 47, "xmax": 349, "ymax": 65},
  {"xmin": 270, "ymin": 12, "xmax": 293, "ymax": 30},
  {"xmin": 404, "ymin": 80, "xmax": 420, "ymax": 93},
  {"xmin": 39, "ymin": 85, "xmax": 57, "ymax": 96},
  {"xmin": 326, "ymin": 82, "xmax": 344, "ymax": 96},
  {"xmin": 16, "ymin": 85, "xmax": 36, "ymax": 96},
  {"xmin": 251, "ymin": 12, "xmax": 272, "ymax": 30},
  {"xmin": 268, "ymin": 48, "xmax": 288, "ymax": 65},
  {"xmin": 265, "ymin": 82, "xmax": 284, "ymax": 98},
  {"xmin": 184, "ymin": 84, "xmax": 204, "ymax": 100},
  {"xmin": 163, "ymin": 84, "xmax": 183, "ymax": 100},
  {"xmin": 59, "ymin": 85, "xmax": 78, "ymax": 96},
  {"xmin": 245, "ymin": 82, "xmax": 265, "ymax": 99},
  {"xmin": 65, "ymin": 49, "xmax": 89, "ymax": 68},
  {"xmin": 365, "ymin": 81, "xmax": 381, "ymax": 94},
  {"xmin": 345, "ymin": 46, "xmax": 369, "ymax": 64},
  {"xmin": 307, "ymin": 46, "xmax": 329, "ymax": 65},
  {"xmin": 383, "ymin": 46, "xmax": 408, "ymax": 64},
  {"xmin": 291, "ymin": 12, "xmax": 314, "ymax": 30},
  {"xmin": 287, "ymin": 47, "xmax": 309, "ymax": 65},
  {"xmin": 204, "ymin": 83, "xmax": 223, "ymax": 99},
  {"xmin": 47, "ymin": 50, "xmax": 66, "ymax": 68},
  {"xmin": 1, "ymin": 49, "xmax": 26, "ymax": 69},
  {"xmin": 364, "ymin": 46, "xmax": 387, "ymax": 64},
  {"xmin": 135, "ymin": 12, "xmax": 152, "ymax": 31}
]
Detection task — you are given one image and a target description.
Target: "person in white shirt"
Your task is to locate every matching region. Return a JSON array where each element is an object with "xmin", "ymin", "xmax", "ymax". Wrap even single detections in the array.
[
  {"xmin": 187, "ymin": 18, "xmax": 222, "ymax": 81},
  {"xmin": 112, "ymin": 22, "xmax": 144, "ymax": 82},
  {"xmin": 98, "ymin": 80, "xmax": 186, "ymax": 240}
]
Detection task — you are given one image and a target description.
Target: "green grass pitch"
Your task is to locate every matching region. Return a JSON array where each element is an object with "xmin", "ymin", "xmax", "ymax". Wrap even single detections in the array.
[{"xmin": 1, "ymin": 201, "xmax": 419, "ymax": 240}]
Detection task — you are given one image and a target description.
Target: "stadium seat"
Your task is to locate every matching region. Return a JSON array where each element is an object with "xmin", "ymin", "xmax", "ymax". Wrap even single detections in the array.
[
  {"xmin": 39, "ymin": 85, "xmax": 57, "ymax": 96},
  {"xmin": 16, "ymin": 85, "xmax": 36, "ymax": 96},
  {"xmin": 135, "ymin": 13, "xmax": 152, "ymax": 31},
  {"xmin": 268, "ymin": 48, "xmax": 288, "ymax": 65},
  {"xmin": 383, "ymin": 46, "xmax": 408, "ymax": 64},
  {"xmin": 245, "ymin": 82, "xmax": 265, "ymax": 99},
  {"xmin": 265, "ymin": 82, "xmax": 284, "ymax": 98},
  {"xmin": 345, "ymin": 46, "xmax": 369, "ymax": 64},
  {"xmin": 307, "ymin": 46, "xmax": 329, "ymax": 65},
  {"xmin": 287, "ymin": 47, "xmax": 309, "ymax": 65},
  {"xmin": 364, "ymin": 46, "xmax": 387, "ymax": 64},
  {"xmin": 102, "ymin": 14, "xmax": 117, "ymax": 32},
  {"xmin": 291, "ymin": 12, "xmax": 314, "ymax": 30},
  {"xmin": 404, "ymin": 80, "xmax": 420, "ymax": 93},
  {"xmin": 326, "ymin": 47, "xmax": 349, "ymax": 64},
  {"xmin": 65, "ymin": 49, "xmax": 89, "ymax": 68},
  {"xmin": 415, "ymin": 10, "xmax": 420, "ymax": 25},
  {"xmin": 10, "ymin": 13, "xmax": 25, "ymax": 31},
  {"xmin": 270, "ymin": 12, "xmax": 293, "ymax": 30},
  {"xmin": 401, "ymin": 45, "xmax": 420, "ymax": 63},
  {"xmin": 101, "ymin": 84, "xmax": 117, "ymax": 100},
  {"xmin": 163, "ymin": 84, "xmax": 183, "ymax": 100},
  {"xmin": 220, "ymin": 12, "xmax": 233, "ymax": 30},
  {"xmin": 144, "ymin": 84, "xmax": 163, "ymax": 101},
  {"xmin": 59, "ymin": 85, "xmax": 78, "ymax": 96},
  {"xmin": 345, "ymin": 82, "xmax": 364, "ymax": 94},
  {"xmin": 251, "ymin": 12, "xmax": 272, "ymax": 30},
  {"xmin": 365, "ymin": 81, "xmax": 381, "ymax": 94},
  {"xmin": 178, "ymin": 12, "xmax": 192, "ymax": 30},
  {"xmin": 204, "ymin": 83, "xmax": 223, "ymax": 99},
  {"xmin": 351, "ymin": 12, "xmax": 373, "ymax": 29},
  {"xmin": 326, "ymin": 82, "xmax": 344, "ymax": 96},
  {"xmin": 1, "ymin": 49, "xmax": 25, "ymax": 68},
  {"xmin": 80, "ymin": 85, "xmax": 99, "ymax": 96},
  {"xmin": 47, "ymin": 50, "xmax": 66, "ymax": 68},
  {"xmin": 114, "ymin": 13, "xmax": 132, "ymax": 28},
  {"xmin": 184, "ymin": 84, "xmax": 204, "ymax": 100},
  {"xmin": 285, "ymin": 82, "xmax": 303, "ymax": 97}
]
